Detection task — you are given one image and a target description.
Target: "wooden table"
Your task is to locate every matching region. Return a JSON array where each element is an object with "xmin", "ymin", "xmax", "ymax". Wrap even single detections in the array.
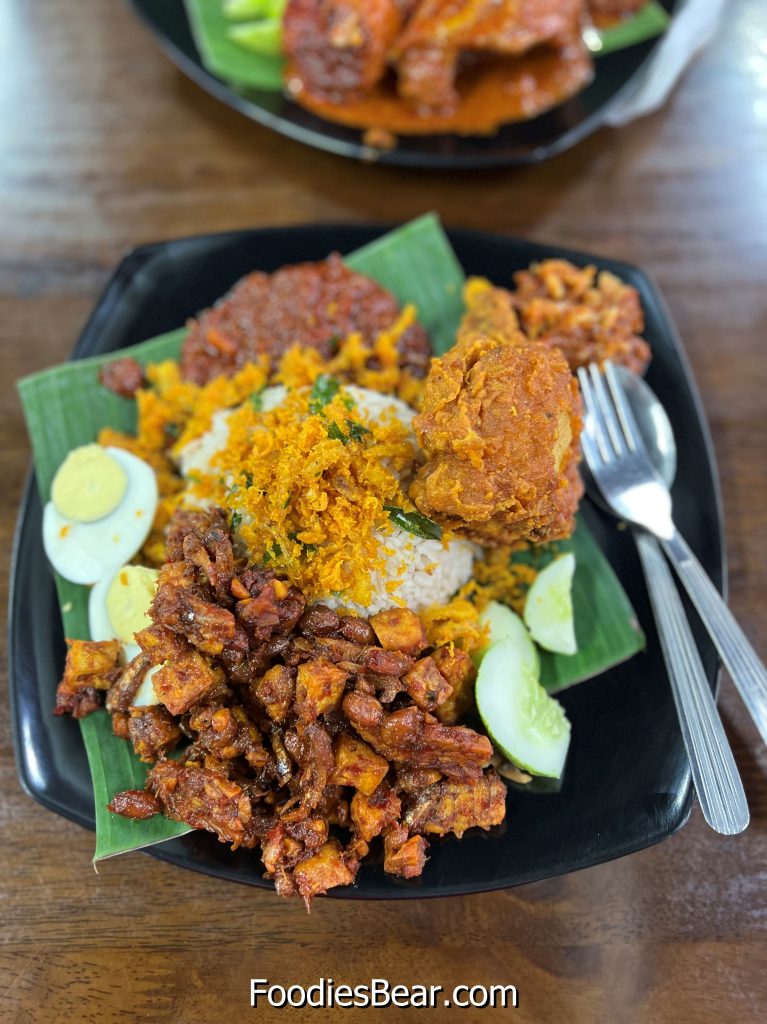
[{"xmin": 2, "ymin": 2, "xmax": 765, "ymax": 1021}]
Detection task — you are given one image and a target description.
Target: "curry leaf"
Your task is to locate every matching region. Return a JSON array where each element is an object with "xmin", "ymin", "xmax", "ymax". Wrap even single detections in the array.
[{"xmin": 384, "ymin": 505, "xmax": 443, "ymax": 541}]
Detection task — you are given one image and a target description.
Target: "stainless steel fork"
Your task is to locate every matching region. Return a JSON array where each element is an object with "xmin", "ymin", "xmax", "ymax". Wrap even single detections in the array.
[{"xmin": 578, "ymin": 361, "xmax": 750, "ymax": 835}]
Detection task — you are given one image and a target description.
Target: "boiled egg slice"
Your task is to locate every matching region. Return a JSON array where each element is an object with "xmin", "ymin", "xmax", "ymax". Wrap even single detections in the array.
[
  {"xmin": 89, "ymin": 563, "xmax": 159, "ymax": 662},
  {"xmin": 43, "ymin": 445, "xmax": 158, "ymax": 585},
  {"xmin": 131, "ymin": 664, "xmax": 163, "ymax": 707}
]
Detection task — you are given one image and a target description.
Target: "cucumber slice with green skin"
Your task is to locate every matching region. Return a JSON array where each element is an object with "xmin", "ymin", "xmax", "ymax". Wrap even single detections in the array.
[
  {"xmin": 523, "ymin": 552, "xmax": 577, "ymax": 655},
  {"xmin": 226, "ymin": 18, "xmax": 283, "ymax": 56},
  {"xmin": 475, "ymin": 601, "xmax": 540, "ymax": 679},
  {"xmin": 476, "ymin": 637, "xmax": 571, "ymax": 778},
  {"xmin": 223, "ymin": 0, "xmax": 286, "ymax": 20}
]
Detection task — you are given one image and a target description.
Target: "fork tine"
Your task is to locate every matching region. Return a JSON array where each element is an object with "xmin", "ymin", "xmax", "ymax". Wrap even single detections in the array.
[
  {"xmin": 577, "ymin": 366, "xmax": 610, "ymax": 463},
  {"xmin": 604, "ymin": 360, "xmax": 646, "ymax": 456},
  {"xmin": 588, "ymin": 363, "xmax": 628, "ymax": 458}
]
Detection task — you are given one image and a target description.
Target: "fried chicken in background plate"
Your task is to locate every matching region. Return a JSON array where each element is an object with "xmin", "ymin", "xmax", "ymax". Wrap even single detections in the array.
[
  {"xmin": 391, "ymin": 0, "xmax": 586, "ymax": 112},
  {"xmin": 410, "ymin": 308, "xmax": 584, "ymax": 546},
  {"xmin": 284, "ymin": 0, "xmax": 412, "ymax": 102}
]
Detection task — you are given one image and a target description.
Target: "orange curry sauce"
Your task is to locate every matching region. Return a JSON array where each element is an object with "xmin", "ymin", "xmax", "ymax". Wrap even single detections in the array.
[{"xmin": 286, "ymin": 45, "xmax": 593, "ymax": 138}]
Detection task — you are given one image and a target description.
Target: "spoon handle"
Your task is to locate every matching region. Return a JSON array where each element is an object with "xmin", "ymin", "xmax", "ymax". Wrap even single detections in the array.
[
  {"xmin": 662, "ymin": 530, "xmax": 767, "ymax": 748},
  {"xmin": 636, "ymin": 531, "xmax": 749, "ymax": 834}
]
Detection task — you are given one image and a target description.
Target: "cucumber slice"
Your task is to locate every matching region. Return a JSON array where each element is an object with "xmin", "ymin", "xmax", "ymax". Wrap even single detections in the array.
[
  {"xmin": 476, "ymin": 637, "xmax": 571, "ymax": 778},
  {"xmin": 223, "ymin": 0, "xmax": 286, "ymax": 19},
  {"xmin": 475, "ymin": 600, "xmax": 540, "ymax": 679},
  {"xmin": 226, "ymin": 18, "xmax": 283, "ymax": 56},
  {"xmin": 523, "ymin": 553, "xmax": 577, "ymax": 655}
]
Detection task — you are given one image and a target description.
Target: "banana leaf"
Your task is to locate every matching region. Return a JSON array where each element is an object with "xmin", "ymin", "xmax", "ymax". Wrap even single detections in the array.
[
  {"xmin": 17, "ymin": 213, "xmax": 643, "ymax": 858},
  {"xmin": 185, "ymin": 0, "xmax": 669, "ymax": 91}
]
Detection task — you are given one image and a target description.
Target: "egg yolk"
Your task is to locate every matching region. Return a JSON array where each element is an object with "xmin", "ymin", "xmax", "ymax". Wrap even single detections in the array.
[
  {"xmin": 51, "ymin": 444, "xmax": 128, "ymax": 522},
  {"xmin": 106, "ymin": 565, "xmax": 159, "ymax": 644}
]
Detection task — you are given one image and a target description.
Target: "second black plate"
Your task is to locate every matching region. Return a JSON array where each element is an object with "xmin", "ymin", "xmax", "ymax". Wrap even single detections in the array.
[{"xmin": 128, "ymin": 0, "xmax": 675, "ymax": 169}]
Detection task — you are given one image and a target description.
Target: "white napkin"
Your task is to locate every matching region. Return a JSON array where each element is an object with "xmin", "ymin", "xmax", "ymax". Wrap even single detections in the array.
[{"xmin": 603, "ymin": 0, "xmax": 726, "ymax": 127}]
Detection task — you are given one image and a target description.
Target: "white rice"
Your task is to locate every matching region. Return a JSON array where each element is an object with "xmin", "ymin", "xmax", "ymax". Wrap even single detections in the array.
[{"xmin": 176, "ymin": 383, "xmax": 476, "ymax": 614}]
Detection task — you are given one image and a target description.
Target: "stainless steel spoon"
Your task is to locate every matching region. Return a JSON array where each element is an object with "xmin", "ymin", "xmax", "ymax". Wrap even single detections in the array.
[{"xmin": 581, "ymin": 366, "xmax": 749, "ymax": 835}]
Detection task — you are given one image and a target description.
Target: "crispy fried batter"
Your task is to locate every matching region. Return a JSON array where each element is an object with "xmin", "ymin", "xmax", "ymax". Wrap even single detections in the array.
[
  {"xmin": 54, "ymin": 639, "xmax": 121, "ymax": 718},
  {"xmin": 510, "ymin": 259, "xmax": 649, "ymax": 373},
  {"xmin": 410, "ymin": 315, "xmax": 583, "ymax": 545}
]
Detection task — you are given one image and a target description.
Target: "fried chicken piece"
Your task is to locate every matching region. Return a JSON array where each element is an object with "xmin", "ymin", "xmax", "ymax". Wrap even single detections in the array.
[
  {"xmin": 331, "ymin": 733, "xmax": 390, "ymax": 794},
  {"xmin": 404, "ymin": 769, "xmax": 506, "ymax": 838},
  {"xmin": 54, "ymin": 638, "xmax": 121, "ymax": 718},
  {"xmin": 431, "ymin": 645, "xmax": 476, "ymax": 725},
  {"xmin": 344, "ymin": 692, "xmax": 492, "ymax": 782},
  {"xmin": 382, "ymin": 822, "xmax": 428, "ymax": 878},
  {"xmin": 392, "ymin": 0, "xmax": 586, "ymax": 112},
  {"xmin": 284, "ymin": 0, "xmax": 409, "ymax": 102},
  {"xmin": 180, "ymin": 254, "xmax": 431, "ymax": 384},
  {"xmin": 510, "ymin": 259, "xmax": 650, "ymax": 373},
  {"xmin": 410, "ymin": 320, "xmax": 583, "ymax": 545},
  {"xmin": 146, "ymin": 760, "xmax": 264, "ymax": 849}
]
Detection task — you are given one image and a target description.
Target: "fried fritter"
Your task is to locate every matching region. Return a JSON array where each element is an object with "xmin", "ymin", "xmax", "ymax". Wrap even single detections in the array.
[
  {"xmin": 410, "ymin": 318, "xmax": 583, "ymax": 546},
  {"xmin": 510, "ymin": 259, "xmax": 649, "ymax": 373}
]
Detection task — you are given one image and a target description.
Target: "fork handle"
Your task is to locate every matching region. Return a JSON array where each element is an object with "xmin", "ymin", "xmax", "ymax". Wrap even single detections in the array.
[
  {"xmin": 662, "ymin": 530, "xmax": 767, "ymax": 747},
  {"xmin": 636, "ymin": 532, "xmax": 748, "ymax": 834}
]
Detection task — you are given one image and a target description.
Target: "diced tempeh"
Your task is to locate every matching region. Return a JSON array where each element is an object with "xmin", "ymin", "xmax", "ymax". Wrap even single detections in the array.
[
  {"xmin": 402, "ymin": 655, "xmax": 452, "ymax": 712},
  {"xmin": 293, "ymin": 840, "xmax": 356, "ymax": 909},
  {"xmin": 369, "ymin": 608, "xmax": 427, "ymax": 654},
  {"xmin": 383, "ymin": 822, "xmax": 428, "ymax": 879},
  {"xmin": 152, "ymin": 648, "xmax": 223, "ymax": 715},
  {"xmin": 54, "ymin": 638, "xmax": 121, "ymax": 718},
  {"xmin": 332, "ymin": 733, "xmax": 389, "ymax": 795},
  {"xmin": 431, "ymin": 645, "xmax": 476, "ymax": 725},
  {"xmin": 350, "ymin": 784, "xmax": 401, "ymax": 842},
  {"xmin": 295, "ymin": 658, "xmax": 348, "ymax": 721}
]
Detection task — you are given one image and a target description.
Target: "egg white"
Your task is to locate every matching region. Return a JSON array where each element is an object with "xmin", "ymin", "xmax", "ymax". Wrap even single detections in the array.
[
  {"xmin": 43, "ymin": 447, "xmax": 158, "ymax": 585},
  {"xmin": 132, "ymin": 664, "xmax": 162, "ymax": 707}
]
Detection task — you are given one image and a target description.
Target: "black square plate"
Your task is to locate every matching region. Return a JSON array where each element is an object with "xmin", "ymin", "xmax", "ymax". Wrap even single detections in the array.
[
  {"xmin": 9, "ymin": 224, "xmax": 723, "ymax": 898},
  {"xmin": 128, "ymin": 0, "xmax": 677, "ymax": 170}
]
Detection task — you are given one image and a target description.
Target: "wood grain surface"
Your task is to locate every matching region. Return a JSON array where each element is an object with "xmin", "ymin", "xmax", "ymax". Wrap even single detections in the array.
[{"xmin": 1, "ymin": 1, "xmax": 766, "ymax": 1021}]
